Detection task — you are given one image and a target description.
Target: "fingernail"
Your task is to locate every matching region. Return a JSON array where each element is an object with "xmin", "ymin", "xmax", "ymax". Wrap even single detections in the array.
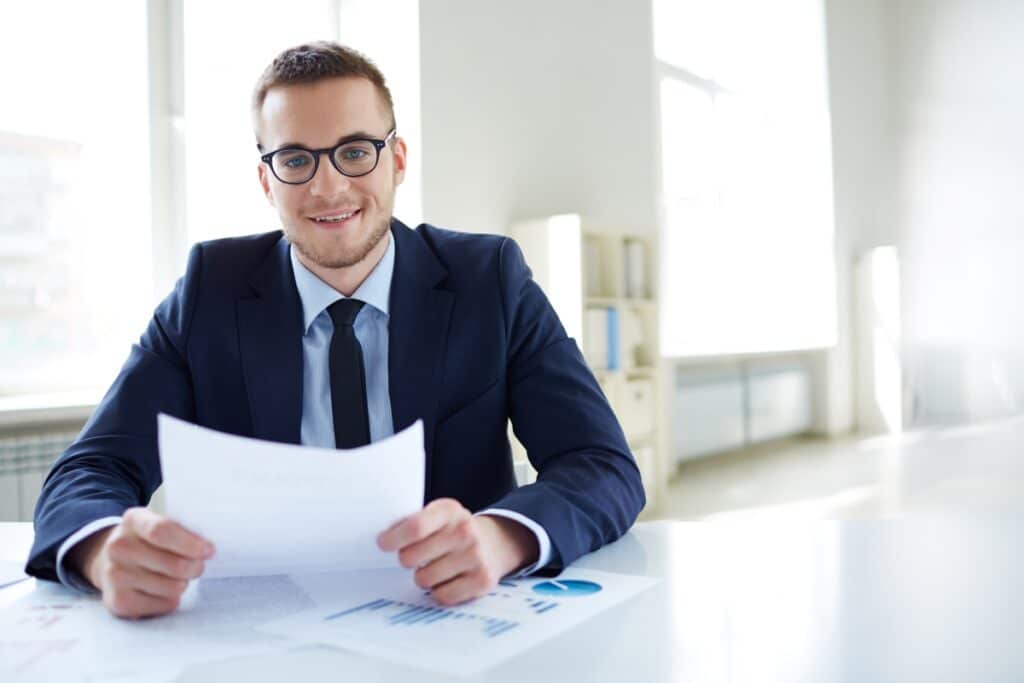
[{"xmin": 204, "ymin": 543, "xmax": 216, "ymax": 557}]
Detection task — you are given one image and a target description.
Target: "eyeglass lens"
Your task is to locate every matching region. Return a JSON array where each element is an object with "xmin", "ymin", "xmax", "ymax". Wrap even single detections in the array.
[{"xmin": 272, "ymin": 140, "xmax": 379, "ymax": 183}]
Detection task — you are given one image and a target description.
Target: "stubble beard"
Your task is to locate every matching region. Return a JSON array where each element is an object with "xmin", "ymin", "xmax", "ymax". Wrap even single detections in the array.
[{"xmin": 288, "ymin": 212, "xmax": 391, "ymax": 269}]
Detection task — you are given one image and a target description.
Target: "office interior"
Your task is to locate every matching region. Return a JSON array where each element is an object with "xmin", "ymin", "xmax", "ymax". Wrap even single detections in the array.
[{"xmin": 2, "ymin": 0, "xmax": 1022, "ymax": 529}]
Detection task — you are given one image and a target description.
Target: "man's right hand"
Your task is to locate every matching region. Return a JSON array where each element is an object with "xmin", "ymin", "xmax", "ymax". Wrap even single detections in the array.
[{"xmin": 68, "ymin": 507, "xmax": 215, "ymax": 619}]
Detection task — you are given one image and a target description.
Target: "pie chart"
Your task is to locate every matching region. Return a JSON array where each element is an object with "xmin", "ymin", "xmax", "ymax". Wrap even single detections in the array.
[{"xmin": 532, "ymin": 580, "xmax": 602, "ymax": 597}]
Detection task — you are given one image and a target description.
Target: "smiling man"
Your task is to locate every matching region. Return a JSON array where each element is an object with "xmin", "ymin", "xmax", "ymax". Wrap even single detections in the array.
[{"xmin": 25, "ymin": 42, "xmax": 644, "ymax": 618}]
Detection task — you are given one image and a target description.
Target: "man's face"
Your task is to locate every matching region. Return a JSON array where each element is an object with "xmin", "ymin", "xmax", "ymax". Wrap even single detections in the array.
[{"xmin": 256, "ymin": 77, "xmax": 406, "ymax": 269}]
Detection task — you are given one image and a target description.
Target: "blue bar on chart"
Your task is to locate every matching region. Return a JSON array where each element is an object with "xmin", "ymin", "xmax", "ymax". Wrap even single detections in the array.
[{"xmin": 324, "ymin": 599, "xmax": 521, "ymax": 639}]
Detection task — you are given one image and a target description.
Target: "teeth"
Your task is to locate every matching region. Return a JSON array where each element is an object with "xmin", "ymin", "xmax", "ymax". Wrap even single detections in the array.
[{"xmin": 315, "ymin": 210, "xmax": 357, "ymax": 223}]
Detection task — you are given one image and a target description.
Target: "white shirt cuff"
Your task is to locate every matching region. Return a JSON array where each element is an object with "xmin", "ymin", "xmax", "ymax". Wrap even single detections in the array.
[
  {"xmin": 476, "ymin": 508, "xmax": 553, "ymax": 577},
  {"xmin": 55, "ymin": 516, "xmax": 123, "ymax": 592}
]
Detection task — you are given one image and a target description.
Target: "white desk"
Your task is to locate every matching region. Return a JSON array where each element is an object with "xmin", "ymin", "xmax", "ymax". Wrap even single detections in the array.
[{"xmin": 2, "ymin": 516, "xmax": 1021, "ymax": 682}]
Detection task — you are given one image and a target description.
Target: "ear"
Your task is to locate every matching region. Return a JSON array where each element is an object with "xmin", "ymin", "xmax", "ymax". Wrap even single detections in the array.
[
  {"xmin": 391, "ymin": 136, "xmax": 408, "ymax": 188},
  {"xmin": 257, "ymin": 162, "xmax": 276, "ymax": 206}
]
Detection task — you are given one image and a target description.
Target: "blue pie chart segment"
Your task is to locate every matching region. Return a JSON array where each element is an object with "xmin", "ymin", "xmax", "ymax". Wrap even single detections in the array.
[{"xmin": 532, "ymin": 580, "xmax": 602, "ymax": 597}]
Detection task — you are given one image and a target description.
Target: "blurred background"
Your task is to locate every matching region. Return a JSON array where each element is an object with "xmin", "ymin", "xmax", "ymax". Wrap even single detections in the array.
[{"xmin": 2, "ymin": 0, "xmax": 1023, "ymax": 523}]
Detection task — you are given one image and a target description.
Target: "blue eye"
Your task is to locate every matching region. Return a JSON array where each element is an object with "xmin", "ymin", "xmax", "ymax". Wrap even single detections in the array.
[
  {"xmin": 341, "ymin": 148, "xmax": 369, "ymax": 161},
  {"xmin": 283, "ymin": 155, "xmax": 311, "ymax": 168}
]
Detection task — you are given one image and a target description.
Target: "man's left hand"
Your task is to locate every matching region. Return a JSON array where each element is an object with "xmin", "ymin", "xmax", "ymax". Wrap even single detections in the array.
[{"xmin": 377, "ymin": 498, "xmax": 539, "ymax": 605}]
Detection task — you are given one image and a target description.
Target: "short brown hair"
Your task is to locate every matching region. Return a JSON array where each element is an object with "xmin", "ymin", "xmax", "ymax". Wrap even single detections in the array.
[{"xmin": 252, "ymin": 41, "xmax": 395, "ymax": 144}]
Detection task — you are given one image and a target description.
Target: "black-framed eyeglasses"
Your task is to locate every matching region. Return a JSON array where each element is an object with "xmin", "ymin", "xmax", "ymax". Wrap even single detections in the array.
[{"xmin": 260, "ymin": 129, "xmax": 397, "ymax": 185}]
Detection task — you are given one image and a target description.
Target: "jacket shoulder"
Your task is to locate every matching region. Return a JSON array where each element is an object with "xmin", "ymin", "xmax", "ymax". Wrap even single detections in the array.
[
  {"xmin": 195, "ymin": 230, "xmax": 283, "ymax": 270},
  {"xmin": 413, "ymin": 223, "xmax": 514, "ymax": 289},
  {"xmin": 186, "ymin": 230, "xmax": 284, "ymax": 290}
]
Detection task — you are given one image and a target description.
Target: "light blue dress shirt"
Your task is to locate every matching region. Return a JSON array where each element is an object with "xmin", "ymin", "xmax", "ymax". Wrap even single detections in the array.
[
  {"xmin": 289, "ymin": 230, "xmax": 551, "ymax": 576},
  {"xmin": 291, "ymin": 228, "xmax": 395, "ymax": 447},
  {"xmin": 55, "ymin": 229, "xmax": 551, "ymax": 591}
]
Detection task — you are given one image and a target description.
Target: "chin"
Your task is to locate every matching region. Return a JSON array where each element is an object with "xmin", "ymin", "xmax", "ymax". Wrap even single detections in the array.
[{"xmin": 288, "ymin": 219, "xmax": 389, "ymax": 270}]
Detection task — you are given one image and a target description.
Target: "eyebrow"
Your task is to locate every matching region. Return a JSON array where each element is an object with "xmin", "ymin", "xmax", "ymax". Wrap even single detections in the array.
[{"xmin": 275, "ymin": 130, "xmax": 382, "ymax": 150}]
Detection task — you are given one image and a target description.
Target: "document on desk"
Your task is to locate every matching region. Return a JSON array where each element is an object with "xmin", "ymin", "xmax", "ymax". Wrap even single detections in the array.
[
  {"xmin": 259, "ymin": 567, "xmax": 659, "ymax": 677},
  {"xmin": 0, "ymin": 561, "xmax": 28, "ymax": 589},
  {"xmin": 158, "ymin": 413, "xmax": 425, "ymax": 579},
  {"xmin": 0, "ymin": 572, "xmax": 319, "ymax": 682}
]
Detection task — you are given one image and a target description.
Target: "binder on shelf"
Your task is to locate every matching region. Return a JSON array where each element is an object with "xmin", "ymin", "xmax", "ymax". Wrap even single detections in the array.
[
  {"xmin": 624, "ymin": 239, "xmax": 647, "ymax": 299},
  {"xmin": 583, "ymin": 308, "xmax": 609, "ymax": 369}
]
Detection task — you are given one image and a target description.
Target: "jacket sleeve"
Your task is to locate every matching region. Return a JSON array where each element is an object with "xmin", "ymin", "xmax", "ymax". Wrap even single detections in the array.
[
  {"xmin": 24, "ymin": 244, "xmax": 204, "ymax": 581},
  {"xmin": 487, "ymin": 237, "xmax": 646, "ymax": 570}
]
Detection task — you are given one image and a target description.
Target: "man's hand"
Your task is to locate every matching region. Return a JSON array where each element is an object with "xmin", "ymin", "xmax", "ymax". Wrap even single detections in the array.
[
  {"xmin": 68, "ymin": 507, "xmax": 215, "ymax": 619},
  {"xmin": 377, "ymin": 498, "xmax": 539, "ymax": 606}
]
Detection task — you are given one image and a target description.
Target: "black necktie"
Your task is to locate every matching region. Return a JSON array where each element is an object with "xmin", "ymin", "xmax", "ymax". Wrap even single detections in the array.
[{"xmin": 328, "ymin": 298, "xmax": 370, "ymax": 449}]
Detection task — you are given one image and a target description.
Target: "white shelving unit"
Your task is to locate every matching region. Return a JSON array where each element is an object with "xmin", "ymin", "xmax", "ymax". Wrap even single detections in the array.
[{"xmin": 509, "ymin": 215, "xmax": 664, "ymax": 515}]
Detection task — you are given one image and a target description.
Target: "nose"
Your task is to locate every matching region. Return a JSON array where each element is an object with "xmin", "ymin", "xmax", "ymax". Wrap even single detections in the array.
[{"xmin": 307, "ymin": 151, "xmax": 352, "ymax": 197}]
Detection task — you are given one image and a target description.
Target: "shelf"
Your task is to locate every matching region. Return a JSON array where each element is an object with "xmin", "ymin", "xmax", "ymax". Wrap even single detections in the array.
[
  {"xmin": 584, "ymin": 296, "xmax": 619, "ymax": 307},
  {"xmin": 584, "ymin": 296, "xmax": 657, "ymax": 309},
  {"xmin": 593, "ymin": 366, "xmax": 658, "ymax": 380},
  {"xmin": 510, "ymin": 216, "xmax": 663, "ymax": 513}
]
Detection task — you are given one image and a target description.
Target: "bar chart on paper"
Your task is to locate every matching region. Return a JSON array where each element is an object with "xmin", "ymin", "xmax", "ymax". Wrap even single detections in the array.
[
  {"xmin": 260, "ymin": 568, "xmax": 659, "ymax": 676},
  {"xmin": 322, "ymin": 579, "xmax": 569, "ymax": 640}
]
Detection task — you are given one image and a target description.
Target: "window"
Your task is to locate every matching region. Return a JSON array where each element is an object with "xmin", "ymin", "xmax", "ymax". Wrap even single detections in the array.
[
  {"xmin": 0, "ymin": 1, "xmax": 422, "ymax": 406},
  {"xmin": 0, "ymin": 2, "xmax": 152, "ymax": 401},
  {"xmin": 655, "ymin": 0, "xmax": 837, "ymax": 357}
]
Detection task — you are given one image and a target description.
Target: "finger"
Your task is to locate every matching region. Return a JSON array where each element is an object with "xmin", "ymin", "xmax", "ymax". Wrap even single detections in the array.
[
  {"xmin": 414, "ymin": 545, "xmax": 480, "ymax": 590},
  {"xmin": 429, "ymin": 569, "xmax": 496, "ymax": 606},
  {"xmin": 398, "ymin": 516, "xmax": 477, "ymax": 570},
  {"xmin": 124, "ymin": 509, "xmax": 215, "ymax": 560},
  {"xmin": 378, "ymin": 499, "xmax": 466, "ymax": 551},
  {"xmin": 108, "ymin": 537, "xmax": 205, "ymax": 580},
  {"xmin": 106, "ymin": 587, "xmax": 181, "ymax": 619},
  {"xmin": 104, "ymin": 563, "xmax": 187, "ymax": 601},
  {"xmin": 127, "ymin": 567, "xmax": 190, "ymax": 600}
]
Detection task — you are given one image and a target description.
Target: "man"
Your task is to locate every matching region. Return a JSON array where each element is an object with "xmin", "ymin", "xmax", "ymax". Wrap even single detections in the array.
[{"xmin": 25, "ymin": 41, "xmax": 644, "ymax": 618}]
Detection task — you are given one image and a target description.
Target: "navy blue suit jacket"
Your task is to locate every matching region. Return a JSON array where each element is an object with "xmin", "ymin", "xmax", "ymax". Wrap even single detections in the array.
[{"xmin": 26, "ymin": 220, "xmax": 645, "ymax": 581}]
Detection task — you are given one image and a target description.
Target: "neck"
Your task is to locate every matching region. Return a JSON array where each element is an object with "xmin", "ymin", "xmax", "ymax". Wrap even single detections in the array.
[{"xmin": 297, "ymin": 230, "xmax": 391, "ymax": 297}]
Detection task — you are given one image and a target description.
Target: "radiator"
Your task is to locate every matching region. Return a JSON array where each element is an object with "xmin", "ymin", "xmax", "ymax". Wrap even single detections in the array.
[
  {"xmin": 0, "ymin": 429, "xmax": 80, "ymax": 521},
  {"xmin": 674, "ymin": 365, "xmax": 812, "ymax": 463}
]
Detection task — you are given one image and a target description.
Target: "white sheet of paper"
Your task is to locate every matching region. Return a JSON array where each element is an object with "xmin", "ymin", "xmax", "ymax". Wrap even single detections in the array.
[
  {"xmin": 0, "ymin": 574, "xmax": 315, "ymax": 682},
  {"xmin": 260, "ymin": 567, "xmax": 659, "ymax": 676},
  {"xmin": 0, "ymin": 561, "xmax": 28, "ymax": 590},
  {"xmin": 158, "ymin": 414, "xmax": 424, "ymax": 578}
]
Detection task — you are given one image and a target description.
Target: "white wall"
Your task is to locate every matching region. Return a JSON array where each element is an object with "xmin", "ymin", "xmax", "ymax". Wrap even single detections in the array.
[
  {"xmin": 420, "ymin": 1, "xmax": 870, "ymax": 437},
  {"xmin": 888, "ymin": 0, "xmax": 1024, "ymax": 424},
  {"xmin": 419, "ymin": 0, "xmax": 657, "ymax": 236},
  {"xmin": 824, "ymin": 0, "xmax": 895, "ymax": 254},
  {"xmin": 817, "ymin": 0, "xmax": 897, "ymax": 434},
  {"xmin": 421, "ymin": 1, "xmax": 1024, "ymax": 438},
  {"xmin": 338, "ymin": 0, "xmax": 423, "ymax": 227},
  {"xmin": 821, "ymin": 0, "xmax": 1024, "ymax": 431}
]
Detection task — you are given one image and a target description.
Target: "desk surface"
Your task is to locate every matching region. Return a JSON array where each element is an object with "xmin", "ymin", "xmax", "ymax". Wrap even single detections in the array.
[{"xmin": 2, "ymin": 516, "xmax": 1021, "ymax": 682}]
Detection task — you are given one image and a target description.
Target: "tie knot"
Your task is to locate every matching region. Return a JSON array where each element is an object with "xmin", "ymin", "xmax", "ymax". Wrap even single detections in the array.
[{"xmin": 328, "ymin": 298, "xmax": 365, "ymax": 327}]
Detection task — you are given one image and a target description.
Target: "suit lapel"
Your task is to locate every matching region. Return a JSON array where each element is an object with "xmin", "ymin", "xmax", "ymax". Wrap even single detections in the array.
[
  {"xmin": 388, "ymin": 220, "xmax": 453, "ymax": 497},
  {"xmin": 237, "ymin": 235, "xmax": 304, "ymax": 444}
]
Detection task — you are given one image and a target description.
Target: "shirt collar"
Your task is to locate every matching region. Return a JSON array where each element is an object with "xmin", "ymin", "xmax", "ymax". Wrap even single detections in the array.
[{"xmin": 289, "ymin": 229, "xmax": 395, "ymax": 334}]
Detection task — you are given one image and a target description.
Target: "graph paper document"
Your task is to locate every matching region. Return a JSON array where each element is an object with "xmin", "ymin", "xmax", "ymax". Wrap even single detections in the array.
[
  {"xmin": 260, "ymin": 567, "xmax": 659, "ymax": 676},
  {"xmin": 158, "ymin": 414, "xmax": 425, "ymax": 578}
]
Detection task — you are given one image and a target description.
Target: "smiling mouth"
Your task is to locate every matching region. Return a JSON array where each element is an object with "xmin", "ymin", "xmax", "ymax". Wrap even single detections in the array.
[{"xmin": 310, "ymin": 208, "xmax": 362, "ymax": 225}]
